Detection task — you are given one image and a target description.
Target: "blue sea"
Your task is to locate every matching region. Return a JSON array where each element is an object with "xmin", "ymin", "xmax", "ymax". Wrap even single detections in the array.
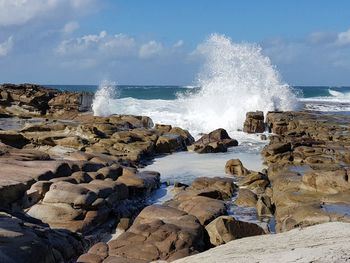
[{"xmin": 48, "ymin": 84, "xmax": 350, "ymax": 101}]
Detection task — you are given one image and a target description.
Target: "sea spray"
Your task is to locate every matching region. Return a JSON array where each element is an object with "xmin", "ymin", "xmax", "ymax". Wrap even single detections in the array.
[
  {"xmin": 178, "ymin": 34, "xmax": 298, "ymax": 133},
  {"xmin": 92, "ymin": 80, "xmax": 119, "ymax": 116},
  {"xmin": 92, "ymin": 34, "xmax": 299, "ymax": 135}
]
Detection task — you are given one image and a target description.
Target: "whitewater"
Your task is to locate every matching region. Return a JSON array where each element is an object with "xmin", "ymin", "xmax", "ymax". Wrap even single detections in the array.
[{"xmin": 92, "ymin": 34, "xmax": 298, "ymax": 137}]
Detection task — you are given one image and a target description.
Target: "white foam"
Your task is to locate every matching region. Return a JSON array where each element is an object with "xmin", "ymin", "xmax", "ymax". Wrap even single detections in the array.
[
  {"xmin": 92, "ymin": 34, "xmax": 298, "ymax": 136},
  {"xmin": 92, "ymin": 80, "xmax": 119, "ymax": 117}
]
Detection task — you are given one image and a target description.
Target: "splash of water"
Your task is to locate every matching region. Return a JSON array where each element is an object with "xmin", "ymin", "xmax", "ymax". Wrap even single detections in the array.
[
  {"xmin": 92, "ymin": 34, "xmax": 298, "ymax": 135},
  {"xmin": 92, "ymin": 80, "xmax": 119, "ymax": 116},
  {"xmin": 178, "ymin": 34, "xmax": 298, "ymax": 132}
]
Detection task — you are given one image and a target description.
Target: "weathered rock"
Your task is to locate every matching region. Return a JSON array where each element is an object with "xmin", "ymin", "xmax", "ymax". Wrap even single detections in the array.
[
  {"xmin": 256, "ymin": 195, "xmax": 274, "ymax": 217},
  {"xmin": 169, "ymin": 127, "xmax": 195, "ymax": 145},
  {"xmin": 188, "ymin": 128, "xmax": 238, "ymax": 154},
  {"xmin": 156, "ymin": 134, "xmax": 186, "ymax": 154},
  {"xmin": 190, "ymin": 177, "xmax": 236, "ymax": 200},
  {"xmin": 225, "ymin": 159, "xmax": 249, "ymax": 176},
  {"xmin": 96, "ymin": 164, "xmax": 123, "ymax": 180},
  {"xmin": 106, "ymin": 205, "xmax": 205, "ymax": 262},
  {"xmin": 205, "ymin": 216, "xmax": 265, "ymax": 246},
  {"xmin": 0, "ymin": 212, "xmax": 85, "ymax": 263},
  {"xmin": 301, "ymin": 168, "xmax": 350, "ymax": 194},
  {"xmin": 175, "ymin": 196, "xmax": 227, "ymax": 225},
  {"xmin": 235, "ymin": 188, "xmax": 258, "ymax": 207},
  {"xmin": 43, "ymin": 181, "xmax": 97, "ymax": 207},
  {"xmin": 243, "ymin": 111, "xmax": 265, "ymax": 133},
  {"xmin": 116, "ymin": 170, "xmax": 160, "ymax": 195}
]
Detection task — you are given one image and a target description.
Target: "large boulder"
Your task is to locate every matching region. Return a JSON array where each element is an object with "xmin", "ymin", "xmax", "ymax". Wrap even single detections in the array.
[
  {"xmin": 0, "ymin": 212, "xmax": 85, "ymax": 263},
  {"xmin": 205, "ymin": 216, "xmax": 265, "ymax": 246},
  {"xmin": 103, "ymin": 205, "xmax": 205, "ymax": 262}
]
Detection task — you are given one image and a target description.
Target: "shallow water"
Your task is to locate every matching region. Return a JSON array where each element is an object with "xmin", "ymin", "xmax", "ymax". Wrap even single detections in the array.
[
  {"xmin": 321, "ymin": 203, "xmax": 350, "ymax": 217},
  {"xmin": 142, "ymin": 146, "xmax": 266, "ymax": 185}
]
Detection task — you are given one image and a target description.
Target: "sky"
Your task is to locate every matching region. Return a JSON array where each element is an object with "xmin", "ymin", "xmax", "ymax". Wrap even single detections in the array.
[{"xmin": 1, "ymin": 0, "xmax": 350, "ymax": 86}]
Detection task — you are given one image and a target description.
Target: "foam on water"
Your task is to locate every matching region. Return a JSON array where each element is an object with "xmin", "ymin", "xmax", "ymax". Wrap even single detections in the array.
[{"xmin": 92, "ymin": 34, "xmax": 298, "ymax": 136}]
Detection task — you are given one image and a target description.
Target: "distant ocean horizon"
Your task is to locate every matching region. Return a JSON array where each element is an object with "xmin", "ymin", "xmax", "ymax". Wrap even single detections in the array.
[{"xmin": 46, "ymin": 84, "xmax": 350, "ymax": 100}]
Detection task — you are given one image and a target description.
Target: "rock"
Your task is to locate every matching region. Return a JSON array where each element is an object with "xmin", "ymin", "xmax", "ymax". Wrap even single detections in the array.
[
  {"xmin": 205, "ymin": 216, "xmax": 265, "ymax": 246},
  {"xmin": 188, "ymin": 141, "xmax": 228, "ymax": 153},
  {"xmin": 301, "ymin": 168, "xmax": 350, "ymax": 194},
  {"xmin": 43, "ymin": 181, "xmax": 97, "ymax": 207},
  {"xmin": 0, "ymin": 160, "xmax": 72, "ymax": 208},
  {"xmin": 76, "ymin": 253, "xmax": 104, "ymax": 263},
  {"xmin": 96, "ymin": 164, "xmax": 123, "ymax": 180},
  {"xmin": 188, "ymin": 128, "xmax": 238, "ymax": 154},
  {"xmin": 169, "ymin": 127, "xmax": 195, "ymax": 145},
  {"xmin": 171, "ymin": 222, "xmax": 350, "ymax": 263},
  {"xmin": 0, "ymin": 212, "xmax": 85, "ymax": 263},
  {"xmin": 156, "ymin": 134, "xmax": 186, "ymax": 154},
  {"xmin": 0, "ymin": 131, "xmax": 30, "ymax": 148},
  {"xmin": 107, "ymin": 205, "xmax": 205, "ymax": 262},
  {"xmin": 225, "ymin": 159, "xmax": 249, "ymax": 176},
  {"xmin": 27, "ymin": 203, "xmax": 84, "ymax": 223},
  {"xmin": 175, "ymin": 196, "xmax": 227, "ymax": 225},
  {"xmin": 256, "ymin": 195, "xmax": 274, "ymax": 217},
  {"xmin": 89, "ymin": 242, "xmax": 109, "ymax": 258},
  {"xmin": 243, "ymin": 111, "xmax": 265, "ymax": 133},
  {"xmin": 235, "ymin": 189, "xmax": 257, "ymax": 207},
  {"xmin": 190, "ymin": 177, "xmax": 236, "ymax": 200},
  {"xmin": 116, "ymin": 170, "xmax": 160, "ymax": 195},
  {"xmin": 154, "ymin": 124, "xmax": 172, "ymax": 134}
]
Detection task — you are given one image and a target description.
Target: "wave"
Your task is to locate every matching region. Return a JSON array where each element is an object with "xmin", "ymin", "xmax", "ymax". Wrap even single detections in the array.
[
  {"xmin": 92, "ymin": 34, "xmax": 298, "ymax": 135},
  {"xmin": 329, "ymin": 88, "xmax": 350, "ymax": 98}
]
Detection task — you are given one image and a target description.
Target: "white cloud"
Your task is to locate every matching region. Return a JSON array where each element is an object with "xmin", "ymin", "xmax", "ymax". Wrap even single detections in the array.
[
  {"xmin": 62, "ymin": 21, "xmax": 79, "ymax": 34},
  {"xmin": 0, "ymin": 36, "xmax": 13, "ymax": 57},
  {"xmin": 0, "ymin": 0, "xmax": 95, "ymax": 27},
  {"xmin": 173, "ymin": 40, "xmax": 184, "ymax": 48},
  {"xmin": 56, "ymin": 31, "xmax": 138, "ymax": 60},
  {"xmin": 139, "ymin": 40, "xmax": 163, "ymax": 59},
  {"xmin": 337, "ymin": 28, "xmax": 350, "ymax": 45}
]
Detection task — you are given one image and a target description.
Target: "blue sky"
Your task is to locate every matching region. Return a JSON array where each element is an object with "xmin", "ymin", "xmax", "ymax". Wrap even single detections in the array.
[{"xmin": 1, "ymin": 0, "xmax": 350, "ymax": 85}]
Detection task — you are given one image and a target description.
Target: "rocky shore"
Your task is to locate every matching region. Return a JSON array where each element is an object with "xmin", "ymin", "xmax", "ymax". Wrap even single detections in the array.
[{"xmin": 0, "ymin": 84, "xmax": 349, "ymax": 262}]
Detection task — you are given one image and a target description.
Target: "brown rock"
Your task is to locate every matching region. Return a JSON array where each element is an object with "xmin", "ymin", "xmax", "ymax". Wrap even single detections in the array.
[
  {"xmin": 205, "ymin": 216, "xmax": 265, "ymax": 246},
  {"xmin": 243, "ymin": 111, "xmax": 265, "ymax": 133},
  {"xmin": 225, "ymin": 159, "xmax": 249, "ymax": 176}
]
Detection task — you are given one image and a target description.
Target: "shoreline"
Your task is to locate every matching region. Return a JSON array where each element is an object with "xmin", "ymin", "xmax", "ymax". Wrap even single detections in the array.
[{"xmin": 0, "ymin": 84, "xmax": 349, "ymax": 262}]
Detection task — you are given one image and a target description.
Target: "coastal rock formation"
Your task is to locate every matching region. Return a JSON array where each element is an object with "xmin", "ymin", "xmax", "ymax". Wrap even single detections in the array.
[
  {"xmin": 262, "ymin": 111, "xmax": 350, "ymax": 232},
  {"xmin": 78, "ymin": 176, "xmax": 267, "ymax": 262},
  {"xmin": 205, "ymin": 216, "xmax": 265, "ymax": 246},
  {"xmin": 243, "ymin": 111, "xmax": 265, "ymax": 133},
  {"xmin": 172, "ymin": 222, "xmax": 350, "ymax": 263},
  {"xmin": 188, "ymin": 128, "xmax": 238, "ymax": 153},
  {"xmin": 0, "ymin": 83, "xmax": 93, "ymax": 118},
  {"xmin": 0, "ymin": 212, "xmax": 85, "ymax": 263}
]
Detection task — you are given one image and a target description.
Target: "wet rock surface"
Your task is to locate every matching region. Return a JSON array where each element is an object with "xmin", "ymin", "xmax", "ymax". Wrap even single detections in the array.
[
  {"xmin": 187, "ymin": 128, "xmax": 238, "ymax": 153},
  {"xmin": 261, "ymin": 111, "xmax": 350, "ymax": 232}
]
